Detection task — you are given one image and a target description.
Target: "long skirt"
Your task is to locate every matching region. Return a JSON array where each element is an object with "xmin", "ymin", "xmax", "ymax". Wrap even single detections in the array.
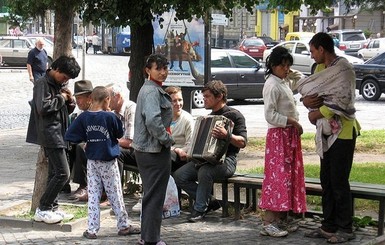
[{"xmin": 258, "ymin": 127, "xmax": 307, "ymax": 213}]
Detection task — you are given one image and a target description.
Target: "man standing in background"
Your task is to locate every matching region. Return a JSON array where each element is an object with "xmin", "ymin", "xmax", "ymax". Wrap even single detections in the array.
[{"xmin": 27, "ymin": 37, "xmax": 48, "ymax": 83}]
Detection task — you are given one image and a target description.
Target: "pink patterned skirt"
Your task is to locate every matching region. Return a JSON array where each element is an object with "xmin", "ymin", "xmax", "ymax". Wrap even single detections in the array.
[{"xmin": 258, "ymin": 127, "xmax": 307, "ymax": 213}]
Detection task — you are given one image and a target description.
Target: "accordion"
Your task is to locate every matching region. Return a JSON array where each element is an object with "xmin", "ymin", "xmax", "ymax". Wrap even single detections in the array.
[{"xmin": 188, "ymin": 115, "xmax": 233, "ymax": 165}]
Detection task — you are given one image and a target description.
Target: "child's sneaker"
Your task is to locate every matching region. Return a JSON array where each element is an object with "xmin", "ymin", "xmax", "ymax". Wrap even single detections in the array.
[
  {"xmin": 34, "ymin": 208, "xmax": 63, "ymax": 224},
  {"xmin": 260, "ymin": 223, "xmax": 288, "ymax": 237}
]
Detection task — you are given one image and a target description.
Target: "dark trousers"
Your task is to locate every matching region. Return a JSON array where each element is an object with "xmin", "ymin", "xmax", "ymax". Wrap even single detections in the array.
[
  {"xmin": 72, "ymin": 143, "xmax": 87, "ymax": 187},
  {"xmin": 135, "ymin": 147, "xmax": 171, "ymax": 243},
  {"xmin": 40, "ymin": 147, "xmax": 70, "ymax": 211},
  {"xmin": 320, "ymin": 134, "xmax": 356, "ymax": 233}
]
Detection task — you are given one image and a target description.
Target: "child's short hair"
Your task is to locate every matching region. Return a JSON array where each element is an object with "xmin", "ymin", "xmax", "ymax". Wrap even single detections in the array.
[{"xmin": 91, "ymin": 86, "xmax": 109, "ymax": 103}]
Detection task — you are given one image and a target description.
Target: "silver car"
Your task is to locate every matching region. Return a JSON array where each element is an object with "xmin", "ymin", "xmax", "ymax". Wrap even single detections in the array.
[
  {"xmin": 0, "ymin": 36, "xmax": 54, "ymax": 67},
  {"xmin": 263, "ymin": 40, "xmax": 363, "ymax": 75}
]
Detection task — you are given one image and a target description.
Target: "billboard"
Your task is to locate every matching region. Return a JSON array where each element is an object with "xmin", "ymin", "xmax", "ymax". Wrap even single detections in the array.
[{"xmin": 153, "ymin": 11, "xmax": 205, "ymax": 87}]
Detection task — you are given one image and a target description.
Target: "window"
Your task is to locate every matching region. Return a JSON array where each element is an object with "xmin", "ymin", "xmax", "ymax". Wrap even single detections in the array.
[
  {"xmin": 230, "ymin": 52, "xmax": 258, "ymax": 68},
  {"xmin": 343, "ymin": 32, "xmax": 366, "ymax": 41},
  {"xmin": 295, "ymin": 43, "xmax": 308, "ymax": 54},
  {"xmin": 281, "ymin": 43, "xmax": 295, "ymax": 53},
  {"xmin": 0, "ymin": 40, "xmax": 12, "ymax": 48},
  {"xmin": 13, "ymin": 40, "xmax": 27, "ymax": 48},
  {"xmin": 373, "ymin": 40, "xmax": 379, "ymax": 49},
  {"xmin": 211, "ymin": 51, "xmax": 231, "ymax": 68}
]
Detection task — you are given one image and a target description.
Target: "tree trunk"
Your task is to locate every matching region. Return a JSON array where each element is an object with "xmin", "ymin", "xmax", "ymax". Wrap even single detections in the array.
[
  {"xmin": 53, "ymin": 5, "xmax": 75, "ymax": 59},
  {"xmin": 128, "ymin": 10, "xmax": 154, "ymax": 103},
  {"xmin": 30, "ymin": 147, "xmax": 48, "ymax": 213}
]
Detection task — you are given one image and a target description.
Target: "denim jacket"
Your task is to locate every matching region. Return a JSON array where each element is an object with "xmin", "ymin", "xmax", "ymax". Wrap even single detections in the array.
[{"xmin": 132, "ymin": 80, "xmax": 174, "ymax": 153}]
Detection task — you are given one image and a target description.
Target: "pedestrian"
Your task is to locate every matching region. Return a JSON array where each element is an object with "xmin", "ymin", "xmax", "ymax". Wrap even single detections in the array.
[
  {"xmin": 132, "ymin": 54, "xmax": 174, "ymax": 245},
  {"xmin": 92, "ymin": 32, "xmax": 100, "ymax": 54},
  {"xmin": 131, "ymin": 86, "xmax": 195, "ymax": 212},
  {"xmin": 27, "ymin": 37, "xmax": 48, "ymax": 84},
  {"xmin": 300, "ymin": 32, "xmax": 360, "ymax": 243},
  {"xmin": 258, "ymin": 46, "xmax": 307, "ymax": 237},
  {"xmin": 173, "ymin": 80, "xmax": 247, "ymax": 222},
  {"xmin": 26, "ymin": 55, "xmax": 81, "ymax": 224},
  {"xmin": 66, "ymin": 80, "xmax": 94, "ymax": 201},
  {"xmin": 64, "ymin": 86, "xmax": 141, "ymax": 239}
]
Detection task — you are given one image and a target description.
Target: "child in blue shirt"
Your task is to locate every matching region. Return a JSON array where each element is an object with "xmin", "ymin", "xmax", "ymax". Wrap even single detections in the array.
[{"xmin": 65, "ymin": 86, "xmax": 140, "ymax": 239}]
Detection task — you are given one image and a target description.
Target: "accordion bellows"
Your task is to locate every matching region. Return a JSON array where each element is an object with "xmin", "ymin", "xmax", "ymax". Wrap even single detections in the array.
[{"xmin": 188, "ymin": 115, "xmax": 233, "ymax": 165}]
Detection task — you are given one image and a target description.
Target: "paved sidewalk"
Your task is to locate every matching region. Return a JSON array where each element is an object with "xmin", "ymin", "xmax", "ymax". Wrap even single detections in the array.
[{"xmin": 0, "ymin": 128, "xmax": 384, "ymax": 244}]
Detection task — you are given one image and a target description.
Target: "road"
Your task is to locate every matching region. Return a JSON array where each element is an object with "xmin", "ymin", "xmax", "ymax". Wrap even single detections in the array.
[{"xmin": 1, "ymin": 51, "xmax": 385, "ymax": 137}]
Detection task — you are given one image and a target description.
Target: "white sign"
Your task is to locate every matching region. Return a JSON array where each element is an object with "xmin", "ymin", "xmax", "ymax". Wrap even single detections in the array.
[{"xmin": 211, "ymin": 14, "xmax": 228, "ymax": 26}]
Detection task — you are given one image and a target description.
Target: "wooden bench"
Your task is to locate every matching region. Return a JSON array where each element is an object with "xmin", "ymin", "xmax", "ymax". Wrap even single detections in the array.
[{"xmin": 218, "ymin": 174, "xmax": 385, "ymax": 236}]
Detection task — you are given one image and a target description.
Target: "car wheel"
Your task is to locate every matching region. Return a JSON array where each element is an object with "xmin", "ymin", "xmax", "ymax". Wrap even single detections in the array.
[
  {"xmin": 192, "ymin": 90, "xmax": 204, "ymax": 108},
  {"xmin": 361, "ymin": 79, "xmax": 381, "ymax": 101}
]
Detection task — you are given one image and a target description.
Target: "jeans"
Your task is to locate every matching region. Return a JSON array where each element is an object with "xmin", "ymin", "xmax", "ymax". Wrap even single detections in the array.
[
  {"xmin": 320, "ymin": 134, "xmax": 356, "ymax": 233},
  {"xmin": 173, "ymin": 155, "xmax": 237, "ymax": 213},
  {"xmin": 40, "ymin": 147, "xmax": 70, "ymax": 211}
]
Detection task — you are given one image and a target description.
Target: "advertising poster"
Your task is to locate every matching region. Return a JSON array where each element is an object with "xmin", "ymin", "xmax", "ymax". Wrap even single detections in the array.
[{"xmin": 153, "ymin": 11, "xmax": 205, "ymax": 87}]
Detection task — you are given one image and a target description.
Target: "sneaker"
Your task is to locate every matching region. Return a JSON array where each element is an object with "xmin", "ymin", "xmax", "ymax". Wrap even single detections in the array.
[
  {"xmin": 260, "ymin": 223, "xmax": 288, "ymax": 237},
  {"xmin": 132, "ymin": 199, "xmax": 142, "ymax": 212},
  {"xmin": 34, "ymin": 208, "xmax": 63, "ymax": 224},
  {"xmin": 55, "ymin": 210, "xmax": 74, "ymax": 220},
  {"xmin": 187, "ymin": 209, "xmax": 205, "ymax": 222}
]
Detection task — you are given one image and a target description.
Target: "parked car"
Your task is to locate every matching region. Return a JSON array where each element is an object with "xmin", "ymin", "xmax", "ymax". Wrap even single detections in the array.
[
  {"xmin": 262, "ymin": 40, "xmax": 364, "ymax": 75},
  {"xmin": 328, "ymin": 29, "xmax": 367, "ymax": 57},
  {"xmin": 235, "ymin": 37, "xmax": 267, "ymax": 60},
  {"xmin": 257, "ymin": 36, "xmax": 280, "ymax": 49},
  {"xmin": 25, "ymin": 34, "xmax": 55, "ymax": 43},
  {"xmin": 0, "ymin": 36, "xmax": 54, "ymax": 67},
  {"xmin": 285, "ymin": 32, "xmax": 315, "ymax": 42},
  {"xmin": 189, "ymin": 48, "xmax": 265, "ymax": 108},
  {"xmin": 355, "ymin": 52, "xmax": 385, "ymax": 101},
  {"xmin": 357, "ymin": 38, "xmax": 385, "ymax": 61}
]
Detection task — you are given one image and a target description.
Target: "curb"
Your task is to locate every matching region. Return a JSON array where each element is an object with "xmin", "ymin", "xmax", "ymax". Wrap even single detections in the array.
[{"xmin": 0, "ymin": 209, "xmax": 111, "ymax": 232}]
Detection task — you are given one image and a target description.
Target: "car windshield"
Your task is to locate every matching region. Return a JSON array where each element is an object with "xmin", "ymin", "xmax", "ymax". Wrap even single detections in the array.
[
  {"xmin": 243, "ymin": 39, "xmax": 264, "ymax": 46},
  {"xmin": 259, "ymin": 37, "xmax": 273, "ymax": 43},
  {"xmin": 343, "ymin": 33, "xmax": 366, "ymax": 41}
]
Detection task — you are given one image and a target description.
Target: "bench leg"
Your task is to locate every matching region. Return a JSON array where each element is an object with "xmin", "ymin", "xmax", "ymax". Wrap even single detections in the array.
[
  {"xmin": 234, "ymin": 184, "xmax": 241, "ymax": 220},
  {"xmin": 378, "ymin": 198, "xmax": 385, "ymax": 236},
  {"xmin": 221, "ymin": 182, "xmax": 229, "ymax": 217},
  {"xmin": 252, "ymin": 189, "xmax": 257, "ymax": 211}
]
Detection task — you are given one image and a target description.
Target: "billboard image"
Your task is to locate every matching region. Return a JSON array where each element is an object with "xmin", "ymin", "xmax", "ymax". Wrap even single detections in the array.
[{"xmin": 153, "ymin": 11, "xmax": 205, "ymax": 87}]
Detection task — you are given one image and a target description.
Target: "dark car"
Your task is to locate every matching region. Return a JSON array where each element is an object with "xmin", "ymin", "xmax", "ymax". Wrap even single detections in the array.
[
  {"xmin": 355, "ymin": 52, "xmax": 385, "ymax": 101},
  {"xmin": 235, "ymin": 37, "xmax": 267, "ymax": 60},
  {"xmin": 257, "ymin": 36, "xmax": 280, "ymax": 49},
  {"xmin": 191, "ymin": 48, "xmax": 265, "ymax": 108}
]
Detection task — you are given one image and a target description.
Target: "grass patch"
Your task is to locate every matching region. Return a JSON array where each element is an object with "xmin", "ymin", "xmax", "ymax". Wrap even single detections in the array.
[
  {"xmin": 245, "ymin": 129, "xmax": 385, "ymax": 154},
  {"xmin": 16, "ymin": 204, "xmax": 88, "ymax": 223}
]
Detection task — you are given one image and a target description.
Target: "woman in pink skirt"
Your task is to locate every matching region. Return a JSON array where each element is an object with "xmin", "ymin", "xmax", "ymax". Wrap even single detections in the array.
[{"xmin": 259, "ymin": 46, "xmax": 307, "ymax": 237}]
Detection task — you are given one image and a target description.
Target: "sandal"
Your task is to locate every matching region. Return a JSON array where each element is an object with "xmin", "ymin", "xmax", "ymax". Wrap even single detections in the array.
[
  {"xmin": 83, "ymin": 230, "xmax": 97, "ymax": 239},
  {"xmin": 304, "ymin": 227, "xmax": 334, "ymax": 239},
  {"xmin": 327, "ymin": 231, "xmax": 356, "ymax": 244},
  {"xmin": 118, "ymin": 224, "xmax": 141, "ymax": 235}
]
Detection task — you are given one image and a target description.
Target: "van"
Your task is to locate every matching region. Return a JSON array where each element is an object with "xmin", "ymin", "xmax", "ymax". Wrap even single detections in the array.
[
  {"xmin": 328, "ymin": 29, "xmax": 367, "ymax": 57},
  {"xmin": 0, "ymin": 36, "xmax": 54, "ymax": 67},
  {"xmin": 285, "ymin": 32, "xmax": 315, "ymax": 42}
]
